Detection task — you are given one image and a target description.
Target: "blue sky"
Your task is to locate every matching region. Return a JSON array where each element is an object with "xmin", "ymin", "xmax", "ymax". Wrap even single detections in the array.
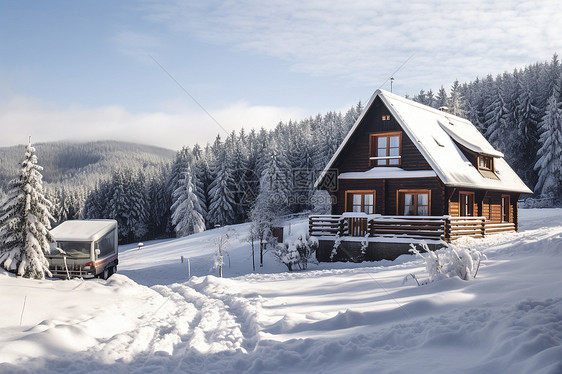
[{"xmin": 1, "ymin": 0, "xmax": 561, "ymax": 150}]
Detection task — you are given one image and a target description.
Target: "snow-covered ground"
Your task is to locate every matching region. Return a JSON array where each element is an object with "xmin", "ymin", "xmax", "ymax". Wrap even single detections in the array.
[{"xmin": 1, "ymin": 209, "xmax": 561, "ymax": 374}]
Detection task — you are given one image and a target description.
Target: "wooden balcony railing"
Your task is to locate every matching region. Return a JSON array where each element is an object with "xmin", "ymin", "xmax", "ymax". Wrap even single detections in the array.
[{"xmin": 309, "ymin": 214, "xmax": 516, "ymax": 242}]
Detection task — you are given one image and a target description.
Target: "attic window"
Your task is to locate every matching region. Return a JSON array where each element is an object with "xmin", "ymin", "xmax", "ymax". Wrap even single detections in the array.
[
  {"xmin": 381, "ymin": 115, "xmax": 391, "ymax": 121},
  {"xmin": 478, "ymin": 156, "xmax": 493, "ymax": 171},
  {"xmin": 369, "ymin": 132, "xmax": 402, "ymax": 167},
  {"xmin": 477, "ymin": 155, "xmax": 500, "ymax": 180}
]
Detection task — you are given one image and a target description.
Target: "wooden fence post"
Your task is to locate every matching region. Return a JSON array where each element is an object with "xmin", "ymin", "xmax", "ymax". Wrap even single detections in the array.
[{"xmin": 444, "ymin": 217, "xmax": 451, "ymax": 242}]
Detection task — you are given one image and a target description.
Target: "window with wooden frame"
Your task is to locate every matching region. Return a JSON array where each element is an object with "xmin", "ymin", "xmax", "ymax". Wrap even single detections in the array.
[
  {"xmin": 397, "ymin": 189, "xmax": 431, "ymax": 216},
  {"xmin": 478, "ymin": 155, "xmax": 494, "ymax": 171},
  {"xmin": 459, "ymin": 191, "xmax": 475, "ymax": 216},
  {"xmin": 501, "ymin": 194, "xmax": 510, "ymax": 222},
  {"xmin": 345, "ymin": 190, "xmax": 376, "ymax": 214},
  {"xmin": 369, "ymin": 131, "xmax": 402, "ymax": 167},
  {"xmin": 381, "ymin": 114, "xmax": 391, "ymax": 121}
]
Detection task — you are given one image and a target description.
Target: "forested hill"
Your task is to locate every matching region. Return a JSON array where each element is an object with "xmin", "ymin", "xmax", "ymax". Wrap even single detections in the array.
[{"xmin": 0, "ymin": 141, "xmax": 175, "ymax": 189}]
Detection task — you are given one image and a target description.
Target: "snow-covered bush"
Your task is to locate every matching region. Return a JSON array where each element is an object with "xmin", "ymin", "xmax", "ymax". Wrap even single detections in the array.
[
  {"xmin": 407, "ymin": 241, "xmax": 486, "ymax": 284},
  {"xmin": 360, "ymin": 234, "xmax": 369, "ymax": 256},
  {"xmin": 274, "ymin": 234, "xmax": 318, "ymax": 271},
  {"xmin": 330, "ymin": 234, "xmax": 342, "ymax": 261},
  {"xmin": 213, "ymin": 229, "xmax": 235, "ymax": 277}
]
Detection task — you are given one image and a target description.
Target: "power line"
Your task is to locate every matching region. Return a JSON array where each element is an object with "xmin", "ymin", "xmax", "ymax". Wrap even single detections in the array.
[
  {"xmin": 149, "ymin": 55, "xmax": 229, "ymax": 136},
  {"xmin": 377, "ymin": 53, "xmax": 416, "ymax": 93}
]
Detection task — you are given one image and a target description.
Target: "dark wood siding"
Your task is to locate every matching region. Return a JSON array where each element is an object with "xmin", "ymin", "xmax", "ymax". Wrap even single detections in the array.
[
  {"xmin": 387, "ymin": 178, "xmax": 444, "ymax": 216},
  {"xmin": 334, "ymin": 179, "xmax": 384, "ymax": 214},
  {"xmin": 401, "ymin": 134, "xmax": 432, "ymax": 170},
  {"xmin": 333, "ymin": 177, "xmax": 444, "ymax": 216},
  {"xmin": 332, "ymin": 97, "xmax": 432, "ymax": 175}
]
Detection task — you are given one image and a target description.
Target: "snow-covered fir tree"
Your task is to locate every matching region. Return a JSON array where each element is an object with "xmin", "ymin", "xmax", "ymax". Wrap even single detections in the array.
[
  {"xmin": 107, "ymin": 169, "xmax": 149, "ymax": 242},
  {"xmin": 534, "ymin": 94, "xmax": 562, "ymax": 202},
  {"xmin": 435, "ymin": 86, "xmax": 448, "ymax": 108},
  {"xmin": 448, "ymin": 80, "xmax": 466, "ymax": 117},
  {"xmin": 147, "ymin": 176, "xmax": 171, "ymax": 239},
  {"xmin": 166, "ymin": 146, "xmax": 193, "ymax": 199},
  {"xmin": 207, "ymin": 146, "xmax": 237, "ymax": 228},
  {"xmin": 259, "ymin": 144, "xmax": 293, "ymax": 216},
  {"xmin": 484, "ymin": 78, "xmax": 510, "ymax": 149},
  {"xmin": 171, "ymin": 164, "xmax": 206, "ymax": 237},
  {"xmin": 127, "ymin": 171, "xmax": 150, "ymax": 240},
  {"xmin": 514, "ymin": 72, "xmax": 540, "ymax": 186},
  {"xmin": 0, "ymin": 143, "xmax": 54, "ymax": 279}
]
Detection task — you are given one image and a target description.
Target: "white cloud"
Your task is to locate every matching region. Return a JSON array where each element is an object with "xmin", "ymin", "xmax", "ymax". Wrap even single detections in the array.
[
  {"xmin": 0, "ymin": 95, "xmax": 307, "ymax": 150},
  {"xmin": 142, "ymin": 0, "xmax": 562, "ymax": 94}
]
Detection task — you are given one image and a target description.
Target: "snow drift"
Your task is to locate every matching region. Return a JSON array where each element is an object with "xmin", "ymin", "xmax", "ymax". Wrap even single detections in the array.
[{"xmin": 1, "ymin": 209, "xmax": 561, "ymax": 374}]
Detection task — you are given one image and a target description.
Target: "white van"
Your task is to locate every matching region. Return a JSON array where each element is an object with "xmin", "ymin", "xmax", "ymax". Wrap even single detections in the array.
[{"xmin": 48, "ymin": 219, "xmax": 118, "ymax": 279}]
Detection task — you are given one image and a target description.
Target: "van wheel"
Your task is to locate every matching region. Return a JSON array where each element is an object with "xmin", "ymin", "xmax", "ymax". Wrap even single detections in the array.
[{"xmin": 102, "ymin": 268, "xmax": 110, "ymax": 280}]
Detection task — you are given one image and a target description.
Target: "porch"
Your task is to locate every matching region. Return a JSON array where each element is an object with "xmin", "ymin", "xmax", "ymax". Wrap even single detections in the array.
[
  {"xmin": 309, "ymin": 213, "xmax": 516, "ymax": 262},
  {"xmin": 309, "ymin": 213, "xmax": 516, "ymax": 241}
]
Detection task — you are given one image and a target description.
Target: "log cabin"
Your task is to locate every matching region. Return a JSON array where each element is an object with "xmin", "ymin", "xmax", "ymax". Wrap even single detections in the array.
[{"xmin": 311, "ymin": 89, "xmax": 532, "ymax": 262}]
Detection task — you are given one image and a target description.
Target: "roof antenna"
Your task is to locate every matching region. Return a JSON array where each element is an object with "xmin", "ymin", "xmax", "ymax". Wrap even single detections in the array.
[{"xmin": 375, "ymin": 53, "xmax": 415, "ymax": 95}]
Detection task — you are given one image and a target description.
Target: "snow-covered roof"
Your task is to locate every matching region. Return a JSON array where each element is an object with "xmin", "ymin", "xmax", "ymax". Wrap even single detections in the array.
[
  {"xmin": 436, "ymin": 118, "xmax": 504, "ymax": 157},
  {"xmin": 339, "ymin": 167, "xmax": 436, "ymax": 180},
  {"xmin": 51, "ymin": 220, "xmax": 117, "ymax": 242},
  {"xmin": 315, "ymin": 89, "xmax": 532, "ymax": 194}
]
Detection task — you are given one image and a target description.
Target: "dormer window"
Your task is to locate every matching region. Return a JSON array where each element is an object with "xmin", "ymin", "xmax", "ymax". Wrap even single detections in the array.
[
  {"xmin": 476, "ymin": 155, "xmax": 499, "ymax": 179},
  {"xmin": 478, "ymin": 155, "xmax": 493, "ymax": 171},
  {"xmin": 369, "ymin": 132, "xmax": 402, "ymax": 167}
]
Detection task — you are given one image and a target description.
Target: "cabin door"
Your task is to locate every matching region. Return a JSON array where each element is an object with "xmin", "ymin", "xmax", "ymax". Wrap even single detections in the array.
[{"xmin": 345, "ymin": 190, "xmax": 375, "ymax": 236}]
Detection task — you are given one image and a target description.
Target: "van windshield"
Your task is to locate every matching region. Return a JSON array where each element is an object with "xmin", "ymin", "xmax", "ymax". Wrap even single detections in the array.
[{"xmin": 53, "ymin": 241, "xmax": 91, "ymax": 259}]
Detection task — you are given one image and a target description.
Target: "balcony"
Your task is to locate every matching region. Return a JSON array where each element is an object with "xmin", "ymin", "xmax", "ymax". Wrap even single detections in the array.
[{"xmin": 309, "ymin": 213, "xmax": 515, "ymax": 242}]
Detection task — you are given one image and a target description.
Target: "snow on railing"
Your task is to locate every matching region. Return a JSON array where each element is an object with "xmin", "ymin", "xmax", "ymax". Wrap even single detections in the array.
[{"xmin": 309, "ymin": 214, "xmax": 516, "ymax": 242}]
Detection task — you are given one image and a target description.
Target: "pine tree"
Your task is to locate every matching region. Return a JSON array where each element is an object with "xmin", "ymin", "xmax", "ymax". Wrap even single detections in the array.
[
  {"xmin": 207, "ymin": 148, "xmax": 237, "ymax": 227},
  {"xmin": 108, "ymin": 170, "xmax": 129, "ymax": 241},
  {"xmin": 146, "ymin": 176, "xmax": 170, "ymax": 238},
  {"xmin": 514, "ymin": 72, "xmax": 540, "ymax": 186},
  {"xmin": 128, "ymin": 172, "xmax": 149, "ymax": 240},
  {"xmin": 484, "ymin": 79, "xmax": 510, "ymax": 150},
  {"xmin": 227, "ymin": 132, "xmax": 250, "ymax": 221},
  {"xmin": 534, "ymin": 94, "xmax": 562, "ymax": 201},
  {"xmin": 435, "ymin": 86, "xmax": 448, "ymax": 109},
  {"xmin": 448, "ymin": 80, "xmax": 466, "ymax": 117},
  {"xmin": 171, "ymin": 164, "xmax": 206, "ymax": 236},
  {"xmin": 259, "ymin": 144, "xmax": 293, "ymax": 216},
  {"xmin": 166, "ymin": 147, "xmax": 193, "ymax": 199},
  {"xmin": 0, "ymin": 143, "xmax": 54, "ymax": 279}
]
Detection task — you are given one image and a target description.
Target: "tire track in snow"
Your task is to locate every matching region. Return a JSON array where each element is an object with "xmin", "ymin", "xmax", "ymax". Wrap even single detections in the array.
[{"xmin": 84, "ymin": 275, "xmax": 262, "ymax": 373}]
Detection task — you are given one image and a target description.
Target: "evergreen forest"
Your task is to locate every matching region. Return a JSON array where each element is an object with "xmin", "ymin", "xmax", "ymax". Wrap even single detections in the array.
[{"xmin": 1, "ymin": 55, "xmax": 561, "ymax": 244}]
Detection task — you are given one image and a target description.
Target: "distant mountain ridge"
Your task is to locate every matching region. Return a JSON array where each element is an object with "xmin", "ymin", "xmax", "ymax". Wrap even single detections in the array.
[{"xmin": 0, "ymin": 140, "xmax": 175, "ymax": 189}]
